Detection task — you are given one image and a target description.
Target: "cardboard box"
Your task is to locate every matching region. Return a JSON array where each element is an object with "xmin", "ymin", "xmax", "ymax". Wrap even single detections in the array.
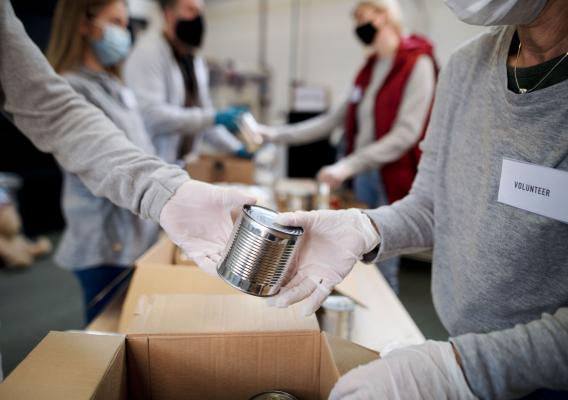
[
  {"xmin": 185, "ymin": 154, "xmax": 255, "ymax": 184},
  {"xmin": 0, "ymin": 294, "xmax": 379, "ymax": 400},
  {"xmin": 123, "ymin": 236, "xmax": 425, "ymax": 351},
  {"xmin": 86, "ymin": 290, "xmax": 125, "ymax": 333},
  {"xmin": 118, "ymin": 236, "xmax": 242, "ymax": 332}
]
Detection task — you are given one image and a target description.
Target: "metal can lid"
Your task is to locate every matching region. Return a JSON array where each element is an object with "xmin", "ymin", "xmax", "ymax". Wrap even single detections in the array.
[
  {"xmin": 249, "ymin": 390, "xmax": 299, "ymax": 400},
  {"xmin": 322, "ymin": 295, "xmax": 355, "ymax": 312},
  {"xmin": 244, "ymin": 205, "xmax": 303, "ymax": 236}
]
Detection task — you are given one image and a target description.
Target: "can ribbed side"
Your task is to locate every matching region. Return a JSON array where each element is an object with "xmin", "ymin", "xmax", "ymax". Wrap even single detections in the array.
[{"xmin": 223, "ymin": 222, "xmax": 296, "ymax": 288}]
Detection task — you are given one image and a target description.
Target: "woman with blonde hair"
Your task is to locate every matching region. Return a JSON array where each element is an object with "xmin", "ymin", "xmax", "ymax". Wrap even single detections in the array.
[
  {"xmin": 47, "ymin": 0, "xmax": 160, "ymax": 323},
  {"xmin": 260, "ymin": 0, "xmax": 437, "ymax": 293}
]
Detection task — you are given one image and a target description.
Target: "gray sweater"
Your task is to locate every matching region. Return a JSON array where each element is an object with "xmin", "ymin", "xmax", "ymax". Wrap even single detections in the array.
[
  {"xmin": 367, "ymin": 26, "xmax": 568, "ymax": 399},
  {"xmin": 0, "ymin": 0, "xmax": 189, "ymax": 222},
  {"xmin": 124, "ymin": 29, "xmax": 242, "ymax": 163},
  {"xmin": 55, "ymin": 69, "xmax": 159, "ymax": 269}
]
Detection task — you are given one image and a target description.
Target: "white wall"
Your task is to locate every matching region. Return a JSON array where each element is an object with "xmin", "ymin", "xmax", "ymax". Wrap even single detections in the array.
[{"xmin": 131, "ymin": 0, "xmax": 486, "ymax": 122}]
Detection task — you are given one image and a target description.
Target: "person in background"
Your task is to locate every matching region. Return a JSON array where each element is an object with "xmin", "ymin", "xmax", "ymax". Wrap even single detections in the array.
[
  {"xmin": 124, "ymin": 0, "xmax": 249, "ymax": 164},
  {"xmin": 1, "ymin": 0, "xmax": 253, "ymax": 327},
  {"xmin": 260, "ymin": 0, "xmax": 437, "ymax": 294},
  {"xmin": 45, "ymin": 0, "xmax": 163, "ymax": 323},
  {"xmin": 268, "ymin": 0, "xmax": 568, "ymax": 398}
]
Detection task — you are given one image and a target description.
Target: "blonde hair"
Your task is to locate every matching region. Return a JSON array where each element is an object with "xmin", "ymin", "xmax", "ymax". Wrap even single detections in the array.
[
  {"xmin": 353, "ymin": 0, "xmax": 403, "ymax": 36},
  {"xmin": 47, "ymin": 0, "xmax": 125, "ymax": 77}
]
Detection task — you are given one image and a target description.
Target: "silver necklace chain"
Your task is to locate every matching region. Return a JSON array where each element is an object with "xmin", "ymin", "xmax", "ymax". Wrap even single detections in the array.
[{"xmin": 514, "ymin": 41, "xmax": 568, "ymax": 94}]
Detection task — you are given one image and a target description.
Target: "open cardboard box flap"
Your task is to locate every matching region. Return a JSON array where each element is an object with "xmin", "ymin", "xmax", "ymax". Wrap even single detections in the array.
[
  {"xmin": 119, "ymin": 236, "xmax": 368, "ymax": 333},
  {"xmin": 0, "ymin": 331, "xmax": 127, "ymax": 400},
  {"xmin": 128, "ymin": 294, "xmax": 318, "ymax": 335},
  {"xmin": 1, "ymin": 295, "xmax": 378, "ymax": 400},
  {"xmin": 121, "ymin": 237, "xmax": 424, "ymax": 353},
  {"xmin": 118, "ymin": 236, "xmax": 241, "ymax": 332}
]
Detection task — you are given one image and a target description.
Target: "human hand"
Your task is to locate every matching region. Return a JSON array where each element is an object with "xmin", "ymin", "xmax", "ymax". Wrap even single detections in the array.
[
  {"xmin": 160, "ymin": 180, "xmax": 256, "ymax": 274},
  {"xmin": 330, "ymin": 340, "xmax": 477, "ymax": 400},
  {"xmin": 215, "ymin": 106, "xmax": 246, "ymax": 133},
  {"xmin": 267, "ymin": 209, "xmax": 380, "ymax": 315},
  {"xmin": 317, "ymin": 162, "xmax": 354, "ymax": 189}
]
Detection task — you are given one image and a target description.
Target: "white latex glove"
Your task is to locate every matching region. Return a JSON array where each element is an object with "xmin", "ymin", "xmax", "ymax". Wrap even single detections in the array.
[
  {"xmin": 317, "ymin": 161, "xmax": 354, "ymax": 189},
  {"xmin": 267, "ymin": 209, "xmax": 380, "ymax": 315},
  {"xmin": 330, "ymin": 341, "xmax": 478, "ymax": 400},
  {"xmin": 160, "ymin": 180, "xmax": 256, "ymax": 275}
]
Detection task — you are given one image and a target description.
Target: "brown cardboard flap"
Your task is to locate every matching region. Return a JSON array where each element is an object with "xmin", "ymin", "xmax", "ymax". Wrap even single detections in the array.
[
  {"xmin": 125, "ymin": 336, "xmax": 151, "ymax": 400},
  {"xmin": 92, "ymin": 341, "xmax": 128, "ymax": 400},
  {"xmin": 119, "ymin": 260, "xmax": 240, "ymax": 332},
  {"xmin": 325, "ymin": 333, "xmax": 379, "ymax": 375},
  {"xmin": 136, "ymin": 333, "xmax": 321, "ymax": 400},
  {"xmin": 0, "ymin": 331, "xmax": 126, "ymax": 400},
  {"xmin": 87, "ymin": 290, "xmax": 125, "ymax": 333},
  {"xmin": 136, "ymin": 233, "xmax": 175, "ymax": 265},
  {"xmin": 319, "ymin": 333, "xmax": 380, "ymax": 398},
  {"xmin": 127, "ymin": 294, "xmax": 319, "ymax": 335},
  {"xmin": 319, "ymin": 333, "xmax": 341, "ymax": 399},
  {"xmin": 186, "ymin": 154, "xmax": 255, "ymax": 184}
]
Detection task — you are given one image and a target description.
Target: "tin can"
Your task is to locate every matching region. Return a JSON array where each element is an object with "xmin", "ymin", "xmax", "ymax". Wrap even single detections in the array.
[
  {"xmin": 217, "ymin": 205, "xmax": 303, "ymax": 297},
  {"xmin": 320, "ymin": 295, "xmax": 355, "ymax": 340},
  {"xmin": 238, "ymin": 112, "xmax": 264, "ymax": 150},
  {"xmin": 249, "ymin": 390, "xmax": 300, "ymax": 400}
]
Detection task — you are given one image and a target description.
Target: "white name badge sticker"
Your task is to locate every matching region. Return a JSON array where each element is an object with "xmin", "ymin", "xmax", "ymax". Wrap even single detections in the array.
[{"xmin": 498, "ymin": 158, "xmax": 568, "ymax": 223}]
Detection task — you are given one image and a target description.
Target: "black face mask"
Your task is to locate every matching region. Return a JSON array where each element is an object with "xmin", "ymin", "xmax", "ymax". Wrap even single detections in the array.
[
  {"xmin": 355, "ymin": 22, "xmax": 377, "ymax": 46},
  {"xmin": 175, "ymin": 15, "xmax": 205, "ymax": 48}
]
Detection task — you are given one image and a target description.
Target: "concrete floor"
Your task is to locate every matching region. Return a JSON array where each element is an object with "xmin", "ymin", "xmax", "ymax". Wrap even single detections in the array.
[{"xmin": 0, "ymin": 237, "xmax": 447, "ymax": 378}]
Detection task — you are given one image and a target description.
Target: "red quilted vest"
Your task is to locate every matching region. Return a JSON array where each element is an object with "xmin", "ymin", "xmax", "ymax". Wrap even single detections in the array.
[{"xmin": 345, "ymin": 35, "xmax": 438, "ymax": 203}]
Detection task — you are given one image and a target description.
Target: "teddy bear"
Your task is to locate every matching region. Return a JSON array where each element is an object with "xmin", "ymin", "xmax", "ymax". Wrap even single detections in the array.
[{"xmin": 0, "ymin": 188, "xmax": 51, "ymax": 269}]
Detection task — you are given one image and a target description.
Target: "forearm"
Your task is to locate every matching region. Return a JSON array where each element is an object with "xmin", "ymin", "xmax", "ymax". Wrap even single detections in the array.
[
  {"xmin": 451, "ymin": 308, "xmax": 568, "ymax": 399},
  {"xmin": 0, "ymin": 2, "xmax": 189, "ymax": 221},
  {"xmin": 340, "ymin": 126, "xmax": 422, "ymax": 176},
  {"xmin": 275, "ymin": 101, "xmax": 348, "ymax": 145},
  {"xmin": 363, "ymin": 121, "xmax": 438, "ymax": 260},
  {"xmin": 202, "ymin": 125, "xmax": 242, "ymax": 153},
  {"xmin": 363, "ymin": 153, "xmax": 436, "ymax": 260},
  {"xmin": 139, "ymin": 101, "xmax": 215, "ymax": 138}
]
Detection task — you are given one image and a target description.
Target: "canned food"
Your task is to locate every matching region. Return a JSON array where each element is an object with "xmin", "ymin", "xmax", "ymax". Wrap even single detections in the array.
[
  {"xmin": 249, "ymin": 390, "xmax": 300, "ymax": 400},
  {"xmin": 238, "ymin": 112, "xmax": 264, "ymax": 150},
  {"xmin": 217, "ymin": 205, "xmax": 303, "ymax": 297},
  {"xmin": 320, "ymin": 295, "xmax": 355, "ymax": 340}
]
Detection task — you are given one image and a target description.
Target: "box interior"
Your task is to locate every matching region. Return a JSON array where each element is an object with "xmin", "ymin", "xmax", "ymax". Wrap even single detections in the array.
[
  {"xmin": 1, "ymin": 295, "xmax": 378, "ymax": 400},
  {"xmin": 124, "ymin": 294, "xmax": 333, "ymax": 400}
]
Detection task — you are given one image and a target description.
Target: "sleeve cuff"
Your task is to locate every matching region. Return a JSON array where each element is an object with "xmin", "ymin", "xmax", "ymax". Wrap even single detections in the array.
[{"xmin": 144, "ymin": 168, "xmax": 190, "ymax": 222}]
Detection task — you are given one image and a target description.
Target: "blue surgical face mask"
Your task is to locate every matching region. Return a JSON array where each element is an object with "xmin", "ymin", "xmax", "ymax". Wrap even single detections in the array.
[{"xmin": 90, "ymin": 23, "xmax": 132, "ymax": 67}]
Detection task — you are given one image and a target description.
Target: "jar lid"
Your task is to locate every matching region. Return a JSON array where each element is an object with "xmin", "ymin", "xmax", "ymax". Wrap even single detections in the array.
[
  {"xmin": 322, "ymin": 295, "xmax": 355, "ymax": 312},
  {"xmin": 244, "ymin": 205, "xmax": 303, "ymax": 236}
]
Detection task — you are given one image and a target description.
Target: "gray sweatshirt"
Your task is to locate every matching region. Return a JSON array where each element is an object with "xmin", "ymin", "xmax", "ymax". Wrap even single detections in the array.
[
  {"xmin": 367, "ymin": 26, "xmax": 568, "ymax": 399},
  {"xmin": 55, "ymin": 69, "xmax": 160, "ymax": 270},
  {"xmin": 0, "ymin": 1, "xmax": 189, "ymax": 222}
]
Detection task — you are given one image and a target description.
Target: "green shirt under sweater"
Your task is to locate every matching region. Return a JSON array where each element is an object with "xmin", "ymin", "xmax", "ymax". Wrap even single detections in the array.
[{"xmin": 506, "ymin": 33, "xmax": 568, "ymax": 94}]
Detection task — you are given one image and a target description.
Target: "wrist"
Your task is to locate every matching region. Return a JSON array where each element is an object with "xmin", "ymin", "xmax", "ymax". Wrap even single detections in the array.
[
  {"xmin": 354, "ymin": 210, "xmax": 381, "ymax": 257},
  {"xmin": 362, "ymin": 213, "xmax": 381, "ymax": 262}
]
